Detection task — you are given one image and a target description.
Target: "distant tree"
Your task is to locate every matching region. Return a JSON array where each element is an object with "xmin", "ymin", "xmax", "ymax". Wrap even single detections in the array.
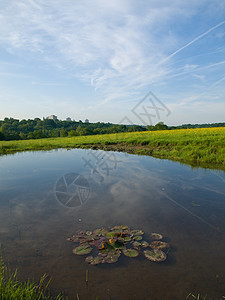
[
  {"xmin": 0, "ymin": 131, "xmax": 5, "ymax": 140},
  {"xmin": 153, "ymin": 122, "xmax": 168, "ymax": 130},
  {"xmin": 146, "ymin": 125, "xmax": 154, "ymax": 131},
  {"xmin": 60, "ymin": 129, "xmax": 68, "ymax": 137},
  {"xmin": 76, "ymin": 125, "xmax": 91, "ymax": 136},
  {"xmin": 27, "ymin": 132, "xmax": 34, "ymax": 139},
  {"xmin": 19, "ymin": 132, "xmax": 27, "ymax": 140},
  {"xmin": 68, "ymin": 130, "xmax": 78, "ymax": 137}
]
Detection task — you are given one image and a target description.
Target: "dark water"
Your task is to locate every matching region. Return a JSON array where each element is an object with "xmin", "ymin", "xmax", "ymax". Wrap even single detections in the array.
[{"xmin": 0, "ymin": 149, "xmax": 225, "ymax": 300}]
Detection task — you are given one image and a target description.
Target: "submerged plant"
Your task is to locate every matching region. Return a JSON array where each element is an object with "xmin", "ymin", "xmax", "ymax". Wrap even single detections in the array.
[{"xmin": 67, "ymin": 226, "xmax": 170, "ymax": 265}]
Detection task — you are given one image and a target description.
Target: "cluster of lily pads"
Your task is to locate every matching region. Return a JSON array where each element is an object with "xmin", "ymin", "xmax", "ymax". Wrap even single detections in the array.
[{"xmin": 67, "ymin": 225, "xmax": 170, "ymax": 265}]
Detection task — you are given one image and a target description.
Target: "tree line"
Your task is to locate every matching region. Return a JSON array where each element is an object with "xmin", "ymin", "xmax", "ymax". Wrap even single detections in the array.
[
  {"xmin": 0, "ymin": 118, "xmax": 146, "ymax": 141},
  {"xmin": 0, "ymin": 118, "xmax": 224, "ymax": 141}
]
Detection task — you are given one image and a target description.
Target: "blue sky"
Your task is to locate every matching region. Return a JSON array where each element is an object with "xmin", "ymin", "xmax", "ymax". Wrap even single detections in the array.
[{"xmin": 0, "ymin": 0, "xmax": 225, "ymax": 126}]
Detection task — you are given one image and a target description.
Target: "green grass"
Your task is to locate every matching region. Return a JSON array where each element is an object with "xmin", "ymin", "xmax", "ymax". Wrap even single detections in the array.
[
  {"xmin": 186, "ymin": 293, "xmax": 225, "ymax": 300},
  {"xmin": 0, "ymin": 257, "xmax": 65, "ymax": 300},
  {"xmin": 0, "ymin": 127, "xmax": 225, "ymax": 170}
]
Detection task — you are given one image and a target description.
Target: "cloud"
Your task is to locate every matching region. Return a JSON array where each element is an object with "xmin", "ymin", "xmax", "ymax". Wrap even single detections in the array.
[{"xmin": 0, "ymin": 0, "xmax": 224, "ymax": 112}]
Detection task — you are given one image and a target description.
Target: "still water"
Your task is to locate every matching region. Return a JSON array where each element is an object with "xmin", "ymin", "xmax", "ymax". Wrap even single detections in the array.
[{"xmin": 0, "ymin": 149, "xmax": 225, "ymax": 300}]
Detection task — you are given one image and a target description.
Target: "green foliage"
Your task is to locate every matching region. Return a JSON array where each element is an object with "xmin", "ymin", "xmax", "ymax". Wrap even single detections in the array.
[
  {"xmin": 60, "ymin": 129, "xmax": 67, "ymax": 137},
  {"xmin": 0, "ymin": 127, "xmax": 225, "ymax": 170},
  {"xmin": 147, "ymin": 122, "xmax": 168, "ymax": 131},
  {"xmin": 1, "ymin": 117, "xmax": 224, "ymax": 142},
  {"xmin": 0, "ymin": 117, "xmax": 146, "ymax": 140},
  {"xmin": 0, "ymin": 256, "xmax": 65, "ymax": 299}
]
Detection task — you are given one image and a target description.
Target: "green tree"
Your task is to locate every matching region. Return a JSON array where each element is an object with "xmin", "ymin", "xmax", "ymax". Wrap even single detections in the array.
[
  {"xmin": 0, "ymin": 131, "xmax": 5, "ymax": 140},
  {"xmin": 154, "ymin": 122, "xmax": 168, "ymax": 130},
  {"xmin": 60, "ymin": 129, "xmax": 68, "ymax": 137},
  {"xmin": 68, "ymin": 130, "xmax": 78, "ymax": 137}
]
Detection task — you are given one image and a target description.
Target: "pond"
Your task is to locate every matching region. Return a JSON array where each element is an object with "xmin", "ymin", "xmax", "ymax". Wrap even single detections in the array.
[{"xmin": 0, "ymin": 149, "xmax": 225, "ymax": 299}]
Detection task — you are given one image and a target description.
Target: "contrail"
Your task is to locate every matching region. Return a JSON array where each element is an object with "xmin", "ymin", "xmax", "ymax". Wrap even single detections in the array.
[{"xmin": 159, "ymin": 20, "xmax": 225, "ymax": 65}]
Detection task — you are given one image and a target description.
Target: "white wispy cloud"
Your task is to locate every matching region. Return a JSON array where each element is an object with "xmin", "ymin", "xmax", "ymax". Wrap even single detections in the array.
[{"xmin": 0, "ymin": 0, "xmax": 224, "ymax": 115}]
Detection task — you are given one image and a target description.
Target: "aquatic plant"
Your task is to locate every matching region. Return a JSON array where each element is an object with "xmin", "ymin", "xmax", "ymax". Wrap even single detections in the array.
[
  {"xmin": 144, "ymin": 249, "xmax": 167, "ymax": 262},
  {"xmin": 67, "ymin": 226, "xmax": 171, "ymax": 265},
  {"xmin": 150, "ymin": 241, "xmax": 170, "ymax": 250}
]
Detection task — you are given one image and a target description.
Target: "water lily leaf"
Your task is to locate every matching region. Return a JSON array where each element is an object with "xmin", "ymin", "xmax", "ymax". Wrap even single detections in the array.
[
  {"xmin": 131, "ymin": 230, "xmax": 144, "ymax": 235},
  {"xmin": 150, "ymin": 241, "xmax": 170, "ymax": 250},
  {"xmin": 103, "ymin": 251, "xmax": 120, "ymax": 264},
  {"xmin": 90, "ymin": 238, "xmax": 105, "ymax": 248},
  {"xmin": 144, "ymin": 249, "xmax": 167, "ymax": 262},
  {"xmin": 104, "ymin": 241, "xmax": 116, "ymax": 250},
  {"xmin": 105, "ymin": 231, "xmax": 118, "ymax": 238},
  {"xmin": 93, "ymin": 228, "xmax": 108, "ymax": 236},
  {"xmin": 85, "ymin": 255, "xmax": 102, "ymax": 265},
  {"xmin": 123, "ymin": 249, "xmax": 139, "ymax": 257},
  {"xmin": 113, "ymin": 240, "xmax": 126, "ymax": 250},
  {"xmin": 79, "ymin": 236, "xmax": 94, "ymax": 244},
  {"xmin": 86, "ymin": 231, "xmax": 93, "ymax": 236},
  {"xmin": 98, "ymin": 248, "xmax": 109, "ymax": 254},
  {"xmin": 68, "ymin": 233, "xmax": 85, "ymax": 242},
  {"xmin": 104, "ymin": 255, "xmax": 119, "ymax": 264},
  {"xmin": 133, "ymin": 241, "xmax": 141, "ymax": 249},
  {"xmin": 141, "ymin": 241, "xmax": 149, "ymax": 248},
  {"xmin": 123, "ymin": 236, "xmax": 131, "ymax": 242},
  {"xmin": 151, "ymin": 233, "xmax": 163, "ymax": 240},
  {"xmin": 133, "ymin": 235, "xmax": 143, "ymax": 241},
  {"xmin": 73, "ymin": 245, "xmax": 92, "ymax": 255}
]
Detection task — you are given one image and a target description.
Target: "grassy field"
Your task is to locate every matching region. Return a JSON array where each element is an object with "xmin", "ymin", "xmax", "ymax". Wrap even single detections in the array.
[{"xmin": 0, "ymin": 127, "xmax": 225, "ymax": 170}]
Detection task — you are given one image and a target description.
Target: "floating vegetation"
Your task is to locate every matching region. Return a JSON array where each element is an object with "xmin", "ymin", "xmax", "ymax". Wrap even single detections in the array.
[
  {"xmin": 67, "ymin": 226, "xmax": 170, "ymax": 265},
  {"xmin": 141, "ymin": 241, "xmax": 149, "ymax": 248},
  {"xmin": 73, "ymin": 245, "xmax": 92, "ymax": 255},
  {"xmin": 151, "ymin": 233, "xmax": 163, "ymax": 240},
  {"xmin": 123, "ymin": 249, "xmax": 139, "ymax": 257},
  {"xmin": 133, "ymin": 241, "xmax": 142, "ymax": 249},
  {"xmin": 133, "ymin": 235, "xmax": 143, "ymax": 241},
  {"xmin": 85, "ymin": 255, "xmax": 102, "ymax": 265},
  {"xmin": 150, "ymin": 241, "xmax": 170, "ymax": 250},
  {"xmin": 144, "ymin": 249, "xmax": 167, "ymax": 262}
]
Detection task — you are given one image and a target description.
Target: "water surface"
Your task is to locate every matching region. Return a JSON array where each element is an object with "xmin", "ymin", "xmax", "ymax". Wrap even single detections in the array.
[{"xmin": 0, "ymin": 149, "xmax": 225, "ymax": 299}]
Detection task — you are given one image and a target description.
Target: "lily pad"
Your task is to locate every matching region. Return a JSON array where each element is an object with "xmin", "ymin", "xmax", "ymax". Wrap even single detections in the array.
[
  {"xmin": 90, "ymin": 238, "xmax": 105, "ymax": 248},
  {"xmin": 141, "ymin": 241, "xmax": 149, "ymax": 248},
  {"xmin": 144, "ymin": 249, "xmax": 167, "ymax": 262},
  {"xmin": 123, "ymin": 236, "xmax": 132, "ymax": 242},
  {"xmin": 79, "ymin": 236, "xmax": 94, "ymax": 244},
  {"xmin": 150, "ymin": 241, "xmax": 170, "ymax": 250},
  {"xmin": 73, "ymin": 245, "xmax": 92, "ymax": 255},
  {"xmin": 123, "ymin": 249, "xmax": 139, "ymax": 257},
  {"xmin": 93, "ymin": 228, "xmax": 108, "ymax": 236},
  {"xmin": 151, "ymin": 233, "xmax": 163, "ymax": 240},
  {"xmin": 133, "ymin": 241, "xmax": 141, "ymax": 249},
  {"xmin": 105, "ymin": 231, "xmax": 118, "ymax": 238},
  {"xmin": 104, "ymin": 251, "xmax": 120, "ymax": 264},
  {"xmin": 86, "ymin": 231, "xmax": 93, "ymax": 236},
  {"xmin": 68, "ymin": 225, "xmax": 172, "ymax": 265},
  {"xmin": 131, "ymin": 229, "xmax": 144, "ymax": 235},
  {"xmin": 113, "ymin": 240, "xmax": 126, "ymax": 250},
  {"xmin": 85, "ymin": 256, "xmax": 94, "ymax": 263},
  {"xmin": 69, "ymin": 233, "xmax": 85, "ymax": 242},
  {"xmin": 85, "ymin": 255, "xmax": 102, "ymax": 265}
]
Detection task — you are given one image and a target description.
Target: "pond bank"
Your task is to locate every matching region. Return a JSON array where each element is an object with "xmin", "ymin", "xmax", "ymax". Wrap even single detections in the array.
[{"xmin": 0, "ymin": 127, "xmax": 224, "ymax": 171}]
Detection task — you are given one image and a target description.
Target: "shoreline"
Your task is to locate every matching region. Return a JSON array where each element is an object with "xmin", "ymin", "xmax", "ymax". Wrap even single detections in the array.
[{"xmin": 0, "ymin": 127, "xmax": 224, "ymax": 172}]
